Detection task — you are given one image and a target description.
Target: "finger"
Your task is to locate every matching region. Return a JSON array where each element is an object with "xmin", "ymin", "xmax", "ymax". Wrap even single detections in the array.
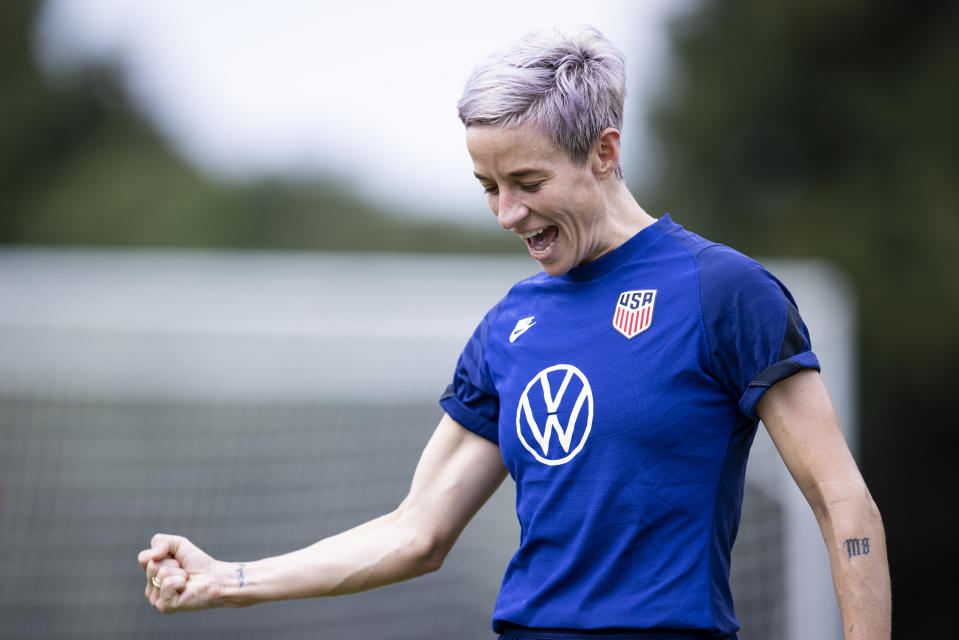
[
  {"xmin": 146, "ymin": 560, "xmax": 160, "ymax": 583},
  {"xmin": 157, "ymin": 575, "xmax": 186, "ymax": 614},
  {"xmin": 161, "ymin": 574, "xmax": 186, "ymax": 600},
  {"xmin": 152, "ymin": 556, "xmax": 183, "ymax": 571},
  {"xmin": 148, "ymin": 578, "xmax": 160, "ymax": 609},
  {"xmin": 169, "ymin": 574, "xmax": 187, "ymax": 594},
  {"xmin": 148, "ymin": 559, "xmax": 181, "ymax": 585},
  {"xmin": 156, "ymin": 565, "xmax": 187, "ymax": 583},
  {"xmin": 150, "ymin": 533, "xmax": 172, "ymax": 560},
  {"xmin": 138, "ymin": 548, "xmax": 152, "ymax": 570},
  {"xmin": 150, "ymin": 559, "xmax": 187, "ymax": 586},
  {"xmin": 145, "ymin": 555, "xmax": 175, "ymax": 588},
  {"xmin": 145, "ymin": 563, "xmax": 158, "ymax": 590},
  {"xmin": 153, "ymin": 533, "xmax": 187, "ymax": 563},
  {"xmin": 148, "ymin": 573, "xmax": 170, "ymax": 609}
]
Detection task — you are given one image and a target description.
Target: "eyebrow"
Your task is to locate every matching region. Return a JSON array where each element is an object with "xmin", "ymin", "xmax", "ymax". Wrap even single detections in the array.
[{"xmin": 473, "ymin": 169, "xmax": 543, "ymax": 180}]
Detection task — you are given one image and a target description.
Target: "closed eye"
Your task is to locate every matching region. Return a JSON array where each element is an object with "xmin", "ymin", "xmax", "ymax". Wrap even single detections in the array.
[{"xmin": 520, "ymin": 181, "xmax": 544, "ymax": 192}]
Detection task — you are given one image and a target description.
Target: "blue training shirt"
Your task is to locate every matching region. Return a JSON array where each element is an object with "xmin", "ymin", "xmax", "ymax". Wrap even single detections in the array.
[{"xmin": 440, "ymin": 215, "xmax": 819, "ymax": 637}]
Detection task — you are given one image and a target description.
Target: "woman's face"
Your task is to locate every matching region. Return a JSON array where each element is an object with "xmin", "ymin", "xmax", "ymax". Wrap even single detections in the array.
[{"xmin": 466, "ymin": 123, "xmax": 613, "ymax": 277}]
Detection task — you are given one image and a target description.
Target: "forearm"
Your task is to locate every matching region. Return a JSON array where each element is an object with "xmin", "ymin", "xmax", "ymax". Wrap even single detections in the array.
[
  {"xmin": 140, "ymin": 416, "xmax": 505, "ymax": 614},
  {"xmin": 815, "ymin": 486, "xmax": 891, "ymax": 639},
  {"xmin": 757, "ymin": 372, "xmax": 891, "ymax": 638},
  {"xmin": 217, "ymin": 506, "xmax": 444, "ymax": 607}
]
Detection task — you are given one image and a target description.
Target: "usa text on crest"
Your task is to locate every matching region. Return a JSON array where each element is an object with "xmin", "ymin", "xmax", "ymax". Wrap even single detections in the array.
[{"xmin": 613, "ymin": 290, "xmax": 657, "ymax": 339}]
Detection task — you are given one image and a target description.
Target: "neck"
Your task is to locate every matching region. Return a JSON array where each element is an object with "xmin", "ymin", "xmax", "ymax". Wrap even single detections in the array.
[{"xmin": 601, "ymin": 179, "xmax": 657, "ymax": 248}]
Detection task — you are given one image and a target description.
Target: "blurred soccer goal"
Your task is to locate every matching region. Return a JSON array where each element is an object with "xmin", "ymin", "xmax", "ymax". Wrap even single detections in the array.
[{"xmin": 0, "ymin": 248, "xmax": 854, "ymax": 639}]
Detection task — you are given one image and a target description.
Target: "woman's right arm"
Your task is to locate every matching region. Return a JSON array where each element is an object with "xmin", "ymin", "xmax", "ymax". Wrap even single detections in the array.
[{"xmin": 139, "ymin": 412, "xmax": 507, "ymax": 613}]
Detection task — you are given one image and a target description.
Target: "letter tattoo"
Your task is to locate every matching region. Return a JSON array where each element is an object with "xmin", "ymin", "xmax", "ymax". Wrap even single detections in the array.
[
  {"xmin": 844, "ymin": 537, "xmax": 871, "ymax": 560},
  {"xmin": 236, "ymin": 563, "xmax": 246, "ymax": 588}
]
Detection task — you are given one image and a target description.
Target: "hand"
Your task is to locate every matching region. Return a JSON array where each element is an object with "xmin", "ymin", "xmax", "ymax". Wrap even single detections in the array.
[{"xmin": 138, "ymin": 533, "xmax": 223, "ymax": 613}]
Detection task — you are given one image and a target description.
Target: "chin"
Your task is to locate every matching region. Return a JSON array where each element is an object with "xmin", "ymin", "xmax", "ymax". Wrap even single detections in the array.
[{"xmin": 539, "ymin": 261, "xmax": 571, "ymax": 277}]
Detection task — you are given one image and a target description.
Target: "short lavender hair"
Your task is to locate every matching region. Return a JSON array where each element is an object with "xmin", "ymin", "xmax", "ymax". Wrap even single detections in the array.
[{"xmin": 458, "ymin": 27, "xmax": 627, "ymax": 178}]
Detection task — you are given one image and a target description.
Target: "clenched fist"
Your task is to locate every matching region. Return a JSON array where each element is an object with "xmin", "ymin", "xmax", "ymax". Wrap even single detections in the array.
[{"xmin": 138, "ymin": 533, "xmax": 225, "ymax": 613}]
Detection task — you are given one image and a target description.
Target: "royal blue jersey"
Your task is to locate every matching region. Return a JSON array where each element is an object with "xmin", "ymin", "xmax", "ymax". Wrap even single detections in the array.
[{"xmin": 440, "ymin": 215, "xmax": 819, "ymax": 637}]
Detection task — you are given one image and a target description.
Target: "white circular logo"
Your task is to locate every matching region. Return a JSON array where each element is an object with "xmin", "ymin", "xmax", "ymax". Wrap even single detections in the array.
[{"xmin": 516, "ymin": 364, "xmax": 593, "ymax": 466}]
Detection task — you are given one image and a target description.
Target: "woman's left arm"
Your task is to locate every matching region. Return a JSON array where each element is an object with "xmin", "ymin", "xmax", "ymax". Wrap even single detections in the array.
[{"xmin": 757, "ymin": 369, "xmax": 891, "ymax": 640}]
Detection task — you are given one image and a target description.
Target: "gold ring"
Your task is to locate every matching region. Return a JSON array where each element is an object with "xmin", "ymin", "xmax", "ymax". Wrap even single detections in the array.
[{"xmin": 151, "ymin": 575, "xmax": 162, "ymax": 589}]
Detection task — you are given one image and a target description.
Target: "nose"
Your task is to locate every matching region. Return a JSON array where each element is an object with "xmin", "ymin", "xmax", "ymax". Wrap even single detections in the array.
[{"xmin": 496, "ymin": 190, "xmax": 529, "ymax": 231}]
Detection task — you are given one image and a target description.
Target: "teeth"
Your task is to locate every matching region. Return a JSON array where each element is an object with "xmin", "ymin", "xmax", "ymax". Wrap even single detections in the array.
[{"xmin": 519, "ymin": 227, "xmax": 546, "ymax": 240}]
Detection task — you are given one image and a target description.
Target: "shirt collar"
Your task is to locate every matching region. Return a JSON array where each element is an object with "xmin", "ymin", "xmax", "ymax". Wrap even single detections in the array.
[{"xmin": 560, "ymin": 214, "xmax": 676, "ymax": 283}]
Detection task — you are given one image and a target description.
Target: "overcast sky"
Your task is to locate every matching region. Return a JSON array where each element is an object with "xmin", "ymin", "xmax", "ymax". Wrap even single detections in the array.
[{"xmin": 34, "ymin": 0, "xmax": 694, "ymax": 223}]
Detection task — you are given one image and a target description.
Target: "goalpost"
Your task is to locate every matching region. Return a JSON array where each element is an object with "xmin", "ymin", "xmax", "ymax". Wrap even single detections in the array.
[{"xmin": 0, "ymin": 248, "xmax": 852, "ymax": 639}]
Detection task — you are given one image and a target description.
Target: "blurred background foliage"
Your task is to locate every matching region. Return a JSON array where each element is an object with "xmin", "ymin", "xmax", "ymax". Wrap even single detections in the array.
[
  {"xmin": 642, "ymin": 0, "xmax": 957, "ymax": 633},
  {"xmin": 2, "ymin": 0, "xmax": 956, "ymax": 634},
  {"xmin": 0, "ymin": 2, "xmax": 513, "ymax": 254}
]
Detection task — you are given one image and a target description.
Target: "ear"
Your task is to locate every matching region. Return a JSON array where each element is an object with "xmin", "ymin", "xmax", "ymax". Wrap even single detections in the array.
[{"xmin": 591, "ymin": 128, "xmax": 621, "ymax": 179}]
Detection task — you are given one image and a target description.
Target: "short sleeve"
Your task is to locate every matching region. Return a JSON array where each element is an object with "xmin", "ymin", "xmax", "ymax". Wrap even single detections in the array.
[
  {"xmin": 439, "ymin": 301, "xmax": 503, "ymax": 444},
  {"xmin": 698, "ymin": 246, "xmax": 820, "ymax": 419}
]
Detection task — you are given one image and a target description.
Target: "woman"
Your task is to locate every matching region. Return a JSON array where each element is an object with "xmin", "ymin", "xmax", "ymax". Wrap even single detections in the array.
[{"xmin": 140, "ymin": 27, "xmax": 890, "ymax": 639}]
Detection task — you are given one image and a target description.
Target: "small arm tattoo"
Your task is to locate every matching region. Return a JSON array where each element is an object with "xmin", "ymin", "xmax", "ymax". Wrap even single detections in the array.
[
  {"xmin": 844, "ymin": 537, "xmax": 870, "ymax": 560},
  {"xmin": 236, "ymin": 563, "xmax": 246, "ymax": 588}
]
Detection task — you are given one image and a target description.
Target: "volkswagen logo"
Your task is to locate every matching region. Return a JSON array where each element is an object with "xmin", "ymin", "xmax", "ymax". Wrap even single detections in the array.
[{"xmin": 516, "ymin": 364, "xmax": 593, "ymax": 466}]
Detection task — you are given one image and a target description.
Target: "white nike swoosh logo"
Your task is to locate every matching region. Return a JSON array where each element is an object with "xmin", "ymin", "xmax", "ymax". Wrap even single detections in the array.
[{"xmin": 510, "ymin": 317, "xmax": 536, "ymax": 343}]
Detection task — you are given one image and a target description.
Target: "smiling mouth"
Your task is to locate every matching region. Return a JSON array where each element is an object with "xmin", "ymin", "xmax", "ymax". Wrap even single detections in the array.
[{"xmin": 521, "ymin": 226, "xmax": 559, "ymax": 257}]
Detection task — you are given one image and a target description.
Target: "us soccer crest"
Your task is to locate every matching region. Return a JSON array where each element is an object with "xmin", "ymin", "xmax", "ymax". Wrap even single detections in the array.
[{"xmin": 612, "ymin": 289, "xmax": 657, "ymax": 339}]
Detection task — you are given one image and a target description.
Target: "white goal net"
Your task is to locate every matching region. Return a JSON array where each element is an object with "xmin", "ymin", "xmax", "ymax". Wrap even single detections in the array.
[{"xmin": 0, "ymin": 248, "xmax": 853, "ymax": 639}]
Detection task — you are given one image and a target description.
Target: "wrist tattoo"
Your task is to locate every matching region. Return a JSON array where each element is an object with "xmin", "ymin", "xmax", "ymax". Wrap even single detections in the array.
[
  {"xmin": 844, "ymin": 537, "xmax": 870, "ymax": 560},
  {"xmin": 236, "ymin": 563, "xmax": 246, "ymax": 588}
]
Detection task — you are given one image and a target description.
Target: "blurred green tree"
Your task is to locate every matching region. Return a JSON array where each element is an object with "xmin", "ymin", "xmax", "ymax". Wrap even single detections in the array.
[
  {"xmin": 641, "ymin": 0, "xmax": 958, "ymax": 634},
  {"xmin": 0, "ymin": 3, "xmax": 513, "ymax": 254}
]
